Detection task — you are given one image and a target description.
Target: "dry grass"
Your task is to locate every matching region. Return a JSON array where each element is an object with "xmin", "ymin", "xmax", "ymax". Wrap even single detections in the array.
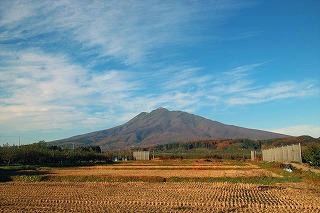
[
  {"xmin": 44, "ymin": 161, "xmax": 277, "ymax": 178},
  {"xmin": 1, "ymin": 181, "xmax": 319, "ymax": 212},
  {"xmin": 48, "ymin": 166, "xmax": 281, "ymax": 178}
]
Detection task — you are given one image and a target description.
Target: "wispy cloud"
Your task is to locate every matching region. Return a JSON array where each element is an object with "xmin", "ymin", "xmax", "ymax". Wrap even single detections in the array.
[
  {"xmin": 0, "ymin": 1, "xmax": 319, "ymax": 141},
  {"xmin": 0, "ymin": 49, "xmax": 139, "ymax": 132},
  {"xmin": 1, "ymin": 46, "xmax": 318, "ymax": 136},
  {"xmin": 226, "ymin": 80, "xmax": 319, "ymax": 105},
  {"xmin": 123, "ymin": 63, "xmax": 319, "ymax": 113},
  {"xmin": 154, "ymin": 63, "xmax": 319, "ymax": 111},
  {"xmin": 271, "ymin": 125, "xmax": 320, "ymax": 138},
  {"xmin": 0, "ymin": 0, "xmax": 249, "ymax": 65}
]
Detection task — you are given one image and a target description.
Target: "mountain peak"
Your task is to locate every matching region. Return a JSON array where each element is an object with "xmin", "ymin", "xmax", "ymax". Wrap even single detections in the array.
[
  {"xmin": 50, "ymin": 108, "xmax": 289, "ymax": 150},
  {"xmin": 149, "ymin": 107, "xmax": 169, "ymax": 115},
  {"xmin": 155, "ymin": 107, "xmax": 167, "ymax": 111}
]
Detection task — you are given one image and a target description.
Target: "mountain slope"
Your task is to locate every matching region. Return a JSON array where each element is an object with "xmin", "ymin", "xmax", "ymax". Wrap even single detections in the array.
[{"xmin": 50, "ymin": 107, "xmax": 289, "ymax": 149}]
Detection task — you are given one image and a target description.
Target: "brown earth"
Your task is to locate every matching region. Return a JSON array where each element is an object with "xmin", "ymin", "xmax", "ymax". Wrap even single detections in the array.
[
  {"xmin": 47, "ymin": 165, "xmax": 281, "ymax": 178},
  {"xmin": 291, "ymin": 163, "xmax": 320, "ymax": 174},
  {"xmin": 1, "ymin": 181, "xmax": 319, "ymax": 212}
]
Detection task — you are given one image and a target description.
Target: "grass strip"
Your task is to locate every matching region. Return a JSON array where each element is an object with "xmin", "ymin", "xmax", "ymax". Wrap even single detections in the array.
[
  {"xmin": 3, "ymin": 174, "xmax": 302, "ymax": 185},
  {"xmin": 108, "ymin": 167, "xmax": 252, "ymax": 170},
  {"xmin": 166, "ymin": 176, "xmax": 302, "ymax": 184},
  {"xmin": 42, "ymin": 175, "xmax": 166, "ymax": 183}
]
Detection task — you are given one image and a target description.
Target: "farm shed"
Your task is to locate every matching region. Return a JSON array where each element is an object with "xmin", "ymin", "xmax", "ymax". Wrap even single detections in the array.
[{"xmin": 133, "ymin": 151, "xmax": 150, "ymax": 160}]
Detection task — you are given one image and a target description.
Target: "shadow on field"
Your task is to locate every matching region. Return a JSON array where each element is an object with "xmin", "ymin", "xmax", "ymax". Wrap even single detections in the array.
[{"xmin": 0, "ymin": 168, "xmax": 52, "ymax": 182}]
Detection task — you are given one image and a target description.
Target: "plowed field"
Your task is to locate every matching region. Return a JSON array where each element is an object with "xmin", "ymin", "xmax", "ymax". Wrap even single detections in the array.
[
  {"xmin": 1, "ymin": 182, "xmax": 319, "ymax": 212},
  {"xmin": 1, "ymin": 161, "xmax": 319, "ymax": 212}
]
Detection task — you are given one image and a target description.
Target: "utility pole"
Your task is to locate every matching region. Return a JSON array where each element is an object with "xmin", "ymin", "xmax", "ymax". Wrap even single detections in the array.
[{"xmin": 19, "ymin": 136, "xmax": 20, "ymax": 148}]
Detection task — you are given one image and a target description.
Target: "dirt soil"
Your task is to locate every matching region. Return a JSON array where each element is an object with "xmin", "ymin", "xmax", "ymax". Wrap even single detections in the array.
[
  {"xmin": 1, "ymin": 181, "xmax": 319, "ymax": 212},
  {"xmin": 291, "ymin": 163, "xmax": 320, "ymax": 174},
  {"xmin": 46, "ymin": 165, "xmax": 282, "ymax": 178}
]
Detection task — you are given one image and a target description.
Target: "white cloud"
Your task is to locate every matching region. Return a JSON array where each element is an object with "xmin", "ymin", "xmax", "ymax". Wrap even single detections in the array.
[
  {"xmin": 0, "ymin": 49, "xmax": 140, "ymax": 133},
  {"xmin": 0, "ymin": 1, "xmax": 319, "ymax": 142},
  {"xmin": 271, "ymin": 125, "xmax": 320, "ymax": 138},
  {"xmin": 226, "ymin": 80, "xmax": 319, "ymax": 105},
  {"xmin": 160, "ymin": 67, "xmax": 212, "ymax": 92},
  {"xmin": 0, "ymin": 0, "xmax": 250, "ymax": 65},
  {"xmin": 209, "ymin": 64, "xmax": 260, "ymax": 95},
  {"xmin": 1, "ymin": 47, "xmax": 318, "ymax": 137},
  {"xmin": 1, "ymin": 50, "xmax": 88, "ymax": 105},
  {"xmin": 127, "ymin": 63, "xmax": 320, "ymax": 114}
]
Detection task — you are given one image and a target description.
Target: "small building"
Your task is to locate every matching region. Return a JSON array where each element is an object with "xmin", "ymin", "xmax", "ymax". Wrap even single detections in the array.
[{"xmin": 133, "ymin": 151, "xmax": 150, "ymax": 160}]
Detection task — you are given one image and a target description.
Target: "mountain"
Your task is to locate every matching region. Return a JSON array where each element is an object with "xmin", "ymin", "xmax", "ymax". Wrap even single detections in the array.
[{"xmin": 50, "ymin": 107, "xmax": 289, "ymax": 150}]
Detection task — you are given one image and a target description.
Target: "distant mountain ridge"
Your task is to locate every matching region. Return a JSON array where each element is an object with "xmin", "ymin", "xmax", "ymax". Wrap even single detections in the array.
[{"xmin": 50, "ymin": 107, "xmax": 289, "ymax": 150}]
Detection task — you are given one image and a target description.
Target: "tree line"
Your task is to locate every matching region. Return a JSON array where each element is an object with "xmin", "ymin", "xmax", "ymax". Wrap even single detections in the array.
[
  {"xmin": 1, "ymin": 136, "xmax": 319, "ymax": 166},
  {"xmin": 153, "ymin": 138, "xmax": 262, "ymax": 151},
  {"xmin": 0, "ymin": 141, "xmax": 115, "ymax": 166},
  {"xmin": 152, "ymin": 137, "xmax": 320, "ymax": 166}
]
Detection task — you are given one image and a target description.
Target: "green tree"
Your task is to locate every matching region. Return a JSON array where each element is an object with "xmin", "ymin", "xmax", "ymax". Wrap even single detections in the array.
[
  {"xmin": 302, "ymin": 142, "xmax": 320, "ymax": 166},
  {"xmin": 0, "ymin": 144, "xmax": 19, "ymax": 165}
]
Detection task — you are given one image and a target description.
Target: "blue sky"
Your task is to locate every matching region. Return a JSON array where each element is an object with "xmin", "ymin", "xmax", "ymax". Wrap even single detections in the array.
[{"xmin": 0, "ymin": 0, "xmax": 319, "ymax": 145}]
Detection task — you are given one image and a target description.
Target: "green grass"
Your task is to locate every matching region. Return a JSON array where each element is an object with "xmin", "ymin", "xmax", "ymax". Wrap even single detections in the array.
[
  {"xmin": 252, "ymin": 161, "xmax": 279, "ymax": 168},
  {"xmin": 1, "ymin": 174, "xmax": 302, "ymax": 184},
  {"xmin": 166, "ymin": 175, "xmax": 301, "ymax": 185},
  {"xmin": 0, "ymin": 165, "xmax": 38, "ymax": 170},
  {"xmin": 11, "ymin": 175, "xmax": 45, "ymax": 182}
]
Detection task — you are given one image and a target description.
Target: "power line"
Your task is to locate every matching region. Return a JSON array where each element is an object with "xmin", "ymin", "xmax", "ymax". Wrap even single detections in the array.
[
  {"xmin": 0, "ymin": 135, "xmax": 41, "ymax": 141},
  {"xmin": 0, "ymin": 136, "xmax": 19, "ymax": 138}
]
